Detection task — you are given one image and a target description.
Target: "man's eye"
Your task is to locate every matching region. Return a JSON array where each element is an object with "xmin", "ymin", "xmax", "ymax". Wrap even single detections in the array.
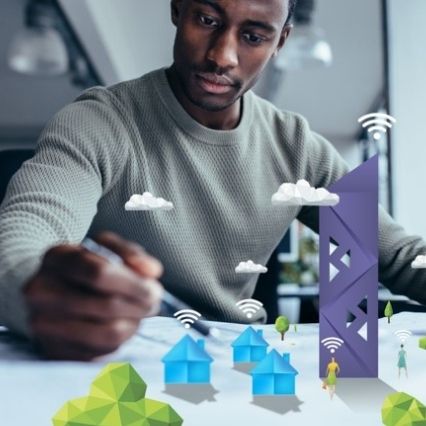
[
  {"xmin": 199, "ymin": 15, "xmax": 219, "ymax": 28},
  {"xmin": 243, "ymin": 33, "xmax": 264, "ymax": 45}
]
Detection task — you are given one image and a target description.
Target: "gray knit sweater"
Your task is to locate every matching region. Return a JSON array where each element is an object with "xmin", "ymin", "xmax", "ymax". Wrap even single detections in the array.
[{"xmin": 1, "ymin": 68, "xmax": 425, "ymax": 335}]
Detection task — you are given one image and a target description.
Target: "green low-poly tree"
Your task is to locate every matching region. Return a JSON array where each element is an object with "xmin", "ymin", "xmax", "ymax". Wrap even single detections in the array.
[
  {"xmin": 384, "ymin": 301, "xmax": 393, "ymax": 324},
  {"xmin": 275, "ymin": 316, "xmax": 290, "ymax": 341},
  {"xmin": 52, "ymin": 363, "xmax": 183, "ymax": 426}
]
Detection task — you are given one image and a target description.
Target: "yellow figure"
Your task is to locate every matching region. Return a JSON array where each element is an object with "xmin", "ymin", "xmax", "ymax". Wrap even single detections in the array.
[{"xmin": 323, "ymin": 357, "xmax": 340, "ymax": 400}]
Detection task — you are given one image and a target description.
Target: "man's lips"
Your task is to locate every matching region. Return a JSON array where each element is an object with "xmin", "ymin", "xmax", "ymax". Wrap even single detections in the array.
[{"xmin": 195, "ymin": 73, "xmax": 235, "ymax": 95}]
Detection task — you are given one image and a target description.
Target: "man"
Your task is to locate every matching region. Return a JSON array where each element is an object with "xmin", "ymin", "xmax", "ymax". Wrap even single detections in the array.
[{"xmin": 0, "ymin": 0, "xmax": 425, "ymax": 360}]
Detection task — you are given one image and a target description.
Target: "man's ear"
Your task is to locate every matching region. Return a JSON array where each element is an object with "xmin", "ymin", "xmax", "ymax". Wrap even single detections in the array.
[
  {"xmin": 171, "ymin": 0, "xmax": 184, "ymax": 27},
  {"xmin": 273, "ymin": 24, "xmax": 293, "ymax": 57}
]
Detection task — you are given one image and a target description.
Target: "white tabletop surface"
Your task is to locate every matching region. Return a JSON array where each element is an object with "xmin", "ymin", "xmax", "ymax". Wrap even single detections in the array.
[{"xmin": 0, "ymin": 312, "xmax": 425, "ymax": 426}]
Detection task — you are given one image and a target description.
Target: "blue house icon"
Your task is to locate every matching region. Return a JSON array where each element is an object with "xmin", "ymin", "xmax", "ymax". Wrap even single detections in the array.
[
  {"xmin": 231, "ymin": 326, "xmax": 269, "ymax": 363},
  {"xmin": 161, "ymin": 335, "xmax": 213, "ymax": 384},
  {"xmin": 251, "ymin": 349, "xmax": 298, "ymax": 395}
]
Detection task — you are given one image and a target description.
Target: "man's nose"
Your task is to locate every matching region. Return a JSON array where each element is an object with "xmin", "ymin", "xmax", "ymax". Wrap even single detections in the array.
[{"xmin": 206, "ymin": 30, "xmax": 238, "ymax": 71}]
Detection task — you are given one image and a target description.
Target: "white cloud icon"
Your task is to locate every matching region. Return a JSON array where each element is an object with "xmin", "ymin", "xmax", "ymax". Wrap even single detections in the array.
[
  {"xmin": 272, "ymin": 179, "xmax": 340, "ymax": 206},
  {"xmin": 235, "ymin": 260, "xmax": 268, "ymax": 274},
  {"xmin": 411, "ymin": 255, "xmax": 426, "ymax": 269},
  {"xmin": 125, "ymin": 192, "xmax": 174, "ymax": 211}
]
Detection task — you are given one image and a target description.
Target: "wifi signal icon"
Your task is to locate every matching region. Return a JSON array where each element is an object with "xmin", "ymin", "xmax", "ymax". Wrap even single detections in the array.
[
  {"xmin": 173, "ymin": 309, "xmax": 202, "ymax": 329},
  {"xmin": 394, "ymin": 329, "xmax": 412, "ymax": 343},
  {"xmin": 321, "ymin": 337, "xmax": 344, "ymax": 354},
  {"xmin": 358, "ymin": 113, "xmax": 396, "ymax": 141},
  {"xmin": 236, "ymin": 299, "xmax": 263, "ymax": 319}
]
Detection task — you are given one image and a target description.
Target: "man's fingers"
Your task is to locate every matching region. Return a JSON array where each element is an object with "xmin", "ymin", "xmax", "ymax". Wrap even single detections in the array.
[
  {"xmin": 31, "ymin": 316, "xmax": 140, "ymax": 355},
  {"xmin": 26, "ymin": 272, "xmax": 163, "ymax": 319},
  {"xmin": 94, "ymin": 232, "xmax": 163, "ymax": 278},
  {"xmin": 43, "ymin": 244, "xmax": 106, "ymax": 280},
  {"xmin": 138, "ymin": 278, "xmax": 164, "ymax": 317},
  {"xmin": 41, "ymin": 245, "xmax": 162, "ymax": 303},
  {"xmin": 25, "ymin": 235, "xmax": 165, "ymax": 361},
  {"xmin": 26, "ymin": 275, "xmax": 154, "ymax": 321},
  {"xmin": 34, "ymin": 336, "xmax": 109, "ymax": 361}
]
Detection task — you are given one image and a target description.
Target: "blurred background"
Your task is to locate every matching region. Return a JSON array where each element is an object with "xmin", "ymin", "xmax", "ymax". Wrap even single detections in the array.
[{"xmin": 0, "ymin": 0, "xmax": 425, "ymax": 322}]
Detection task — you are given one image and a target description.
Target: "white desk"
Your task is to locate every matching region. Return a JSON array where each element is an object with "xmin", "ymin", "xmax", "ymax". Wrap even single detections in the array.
[{"xmin": 0, "ymin": 313, "xmax": 425, "ymax": 426}]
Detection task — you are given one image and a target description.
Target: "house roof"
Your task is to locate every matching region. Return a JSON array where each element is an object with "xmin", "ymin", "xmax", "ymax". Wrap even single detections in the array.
[
  {"xmin": 251, "ymin": 350, "xmax": 298, "ymax": 375},
  {"xmin": 231, "ymin": 326, "xmax": 269, "ymax": 348},
  {"xmin": 161, "ymin": 335, "xmax": 213, "ymax": 363}
]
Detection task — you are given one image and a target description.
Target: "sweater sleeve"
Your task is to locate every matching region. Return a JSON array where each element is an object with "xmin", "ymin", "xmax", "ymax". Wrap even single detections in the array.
[
  {"xmin": 0, "ymin": 87, "xmax": 130, "ymax": 335},
  {"xmin": 295, "ymin": 117, "xmax": 426, "ymax": 305}
]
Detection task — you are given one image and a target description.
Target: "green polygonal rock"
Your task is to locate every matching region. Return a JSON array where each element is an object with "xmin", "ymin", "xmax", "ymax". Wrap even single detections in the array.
[
  {"xmin": 140, "ymin": 399, "xmax": 183, "ymax": 426},
  {"xmin": 419, "ymin": 337, "xmax": 426, "ymax": 350},
  {"xmin": 52, "ymin": 363, "xmax": 183, "ymax": 426},
  {"xmin": 382, "ymin": 392, "xmax": 426, "ymax": 426},
  {"xmin": 91, "ymin": 363, "xmax": 147, "ymax": 402},
  {"xmin": 53, "ymin": 396, "xmax": 115, "ymax": 426}
]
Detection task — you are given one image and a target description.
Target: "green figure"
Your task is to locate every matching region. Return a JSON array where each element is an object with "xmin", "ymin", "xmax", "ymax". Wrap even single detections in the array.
[
  {"xmin": 397, "ymin": 344, "xmax": 408, "ymax": 378},
  {"xmin": 323, "ymin": 357, "xmax": 340, "ymax": 400}
]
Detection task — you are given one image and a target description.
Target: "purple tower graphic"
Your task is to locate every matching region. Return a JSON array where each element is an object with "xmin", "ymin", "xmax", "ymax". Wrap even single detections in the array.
[{"xmin": 319, "ymin": 155, "xmax": 378, "ymax": 377}]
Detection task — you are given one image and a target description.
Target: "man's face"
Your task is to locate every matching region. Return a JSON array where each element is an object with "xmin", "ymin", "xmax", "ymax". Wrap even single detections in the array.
[{"xmin": 171, "ymin": 0, "xmax": 291, "ymax": 112}]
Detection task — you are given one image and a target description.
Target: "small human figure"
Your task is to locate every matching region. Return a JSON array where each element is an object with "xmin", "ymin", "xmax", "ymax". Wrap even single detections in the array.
[
  {"xmin": 323, "ymin": 357, "xmax": 340, "ymax": 400},
  {"xmin": 398, "ymin": 344, "xmax": 408, "ymax": 378}
]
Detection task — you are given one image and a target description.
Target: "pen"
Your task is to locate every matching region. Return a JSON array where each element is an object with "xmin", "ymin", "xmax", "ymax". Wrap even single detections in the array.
[{"xmin": 81, "ymin": 238, "xmax": 221, "ymax": 341}]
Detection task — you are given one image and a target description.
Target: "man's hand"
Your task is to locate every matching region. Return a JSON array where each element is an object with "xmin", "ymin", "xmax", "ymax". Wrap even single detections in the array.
[{"xmin": 24, "ymin": 232, "xmax": 164, "ymax": 360}]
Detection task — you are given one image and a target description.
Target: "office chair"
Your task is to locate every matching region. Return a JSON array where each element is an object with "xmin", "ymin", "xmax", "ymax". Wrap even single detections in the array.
[{"xmin": 0, "ymin": 149, "xmax": 35, "ymax": 205}]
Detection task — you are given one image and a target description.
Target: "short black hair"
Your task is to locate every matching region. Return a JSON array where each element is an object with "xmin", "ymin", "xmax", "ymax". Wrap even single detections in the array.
[{"xmin": 285, "ymin": 0, "xmax": 298, "ymax": 25}]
